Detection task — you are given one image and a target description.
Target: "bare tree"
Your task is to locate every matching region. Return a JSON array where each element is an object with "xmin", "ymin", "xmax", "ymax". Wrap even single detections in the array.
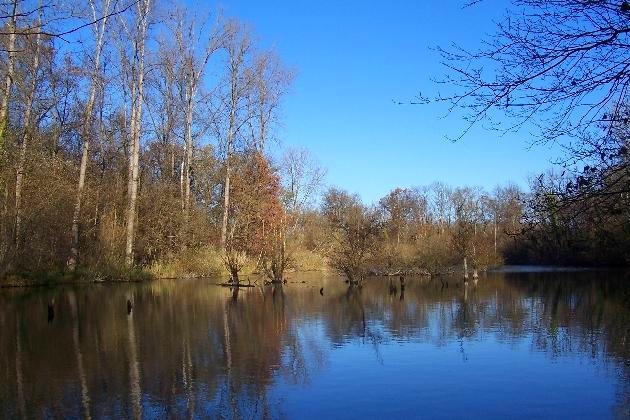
[
  {"xmin": 148, "ymin": 37, "xmax": 179, "ymax": 181},
  {"xmin": 428, "ymin": 182, "xmax": 453, "ymax": 234},
  {"xmin": 246, "ymin": 50, "xmax": 293, "ymax": 151},
  {"xmin": 173, "ymin": 10, "xmax": 221, "ymax": 229},
  {"xmin": 67, "ymin": 0, "xmax": 112, "ymax": 271},
  {"xmin": 123, "ymin": 0, "xmax": 150, "ymax": 267},
  {"xmin": 14, "ymin": 13, "xmax": 42, "ymax": 248},
  {"xmin": 0, "ymin": 0, "xmax": 18, "ymax": 155},
  {"xmin": 450, "ymin": 187, "xmax": 484, "ymax": 279},
  {"xmin": 280, "ymin": 147, "xmax": 326, "ymax": 215},
  {"xmin": 322, "ymin": 188, "xmax": 381, "ymax": 285},
  {"xmin": 378, "ymin": 187, "xmax": 426, "ymax": 246},
  {"xmin": 219, "ymin": 19, "xmax": 254, "ymax": 248}
]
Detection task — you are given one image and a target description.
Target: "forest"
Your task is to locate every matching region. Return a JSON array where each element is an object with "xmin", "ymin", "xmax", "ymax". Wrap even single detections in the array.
[{"xmin": 1, "ymin": 0, "xmax": 629, "ymax": 286}]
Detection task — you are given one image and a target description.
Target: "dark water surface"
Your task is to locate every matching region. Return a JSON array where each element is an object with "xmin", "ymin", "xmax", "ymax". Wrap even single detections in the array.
[{"xmin": 1, "ymin": 271, "xmax": 630, "ymax": 419}]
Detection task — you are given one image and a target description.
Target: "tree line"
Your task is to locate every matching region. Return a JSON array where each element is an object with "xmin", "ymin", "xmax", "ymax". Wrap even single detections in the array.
[
  {"xmin": 1, "ymin": 0, "xmax": 628, "ymax": 284},
  {"xmin": 0, "ymin": 0, "xmax": 302, "ymax": 281},
  {"xmin": 315, "ymin": 171, "xmax": 630, "ymax": 285},
  {"xmin": 313, "ymin": 183, "xmax": 523, "ymax": 284}
]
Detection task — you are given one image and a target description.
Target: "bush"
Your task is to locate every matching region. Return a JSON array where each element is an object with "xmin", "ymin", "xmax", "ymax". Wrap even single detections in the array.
[{"xmin": 416, "ymin": 233, "xmax": 457, "ymax": 275}]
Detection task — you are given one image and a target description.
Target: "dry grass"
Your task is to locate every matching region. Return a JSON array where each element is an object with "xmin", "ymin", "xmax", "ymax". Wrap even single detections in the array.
[
  {"xmin": 289, "ymin": 248, "xmax": 329, "ymax": 272},
  {"xmin": 149, "ymin": 246, "xmax": 226, "ymax": 278}
]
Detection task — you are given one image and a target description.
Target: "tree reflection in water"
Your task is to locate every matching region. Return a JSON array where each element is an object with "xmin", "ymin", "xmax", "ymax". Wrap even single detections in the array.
[{"xmin": 0, "ymin": 271, "xmax": 629, "ymax": 418}]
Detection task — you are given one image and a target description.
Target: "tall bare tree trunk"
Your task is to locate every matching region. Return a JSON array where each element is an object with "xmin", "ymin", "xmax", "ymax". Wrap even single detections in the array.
[
  {"xmin": 220, "ymin": 142, "xmax": 231, "ymax": 247},
  {"xmin": 68, "ymin": 0, "xmax": 111, "ymax": 271},
  {"xmin": 169, "ymin": 17, "xmax": 220, "ymax": 246},
  {"xmin": 164, "ymin": 73, "xmax": 175, "ymax": 181},
  {"xmin": 124, "ymin": 95, "xmax": 141, "ymax": 266},
  {"xmin": 0, "ymin": 0, "xmax": 18, "ymax": 154},
  {"xmin": 179, "ymin": 156, "xmax": 185, "ymax": 210},
  {"xmin": 0, "ymin": 185, "xmax": 8, "ymax": 271},
  {"xmin": 183, "ymin": 77, "xmax": 194, "ymax": 227},
  {"xmin": 15, "ymin": 28, "xmax": 42, "ymax": 249},
  {"xmin": 219, "ymin": 101, "xmax": 235, "ymax": 247},
  {"xmin": 220, "ymin": 23, "xmax": 251, "ymax": 248},
  {"xmin": 125, "ymin": 0, "xmax": 150, "ymax": 267}
]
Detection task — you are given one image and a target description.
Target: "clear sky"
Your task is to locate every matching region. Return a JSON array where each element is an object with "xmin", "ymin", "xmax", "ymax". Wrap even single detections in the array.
[{"xmin": 208, "ymin": 0, "xmax": 563, "ymax": 204}]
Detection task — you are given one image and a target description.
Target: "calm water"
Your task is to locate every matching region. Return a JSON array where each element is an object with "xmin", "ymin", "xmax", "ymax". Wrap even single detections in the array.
[{"xmin": 1, "ymin": 271, "xmax": 629, "ymax": 419}]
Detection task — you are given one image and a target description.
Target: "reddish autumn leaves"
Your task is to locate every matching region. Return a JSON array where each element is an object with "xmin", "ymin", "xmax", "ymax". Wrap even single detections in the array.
[{"xmin": 226, "ymin": 152, "xmax": 289, "ymax": 279}]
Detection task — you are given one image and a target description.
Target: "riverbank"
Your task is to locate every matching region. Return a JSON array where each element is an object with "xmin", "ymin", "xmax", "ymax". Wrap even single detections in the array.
[{"xmin": 0, "ymin": 266, "xmax": 154, "ymax": 288}]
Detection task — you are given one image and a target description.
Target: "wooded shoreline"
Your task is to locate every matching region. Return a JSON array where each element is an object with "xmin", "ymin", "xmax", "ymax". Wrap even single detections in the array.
[{"xmin": 0, "ymin": 1, "xmax": 628, "ymax": 286}]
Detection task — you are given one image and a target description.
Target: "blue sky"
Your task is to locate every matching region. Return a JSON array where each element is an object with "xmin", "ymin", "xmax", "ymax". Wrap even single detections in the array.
[{"xmin": 209, "ymin": 0, "xmax": 563, "ymax": 204}]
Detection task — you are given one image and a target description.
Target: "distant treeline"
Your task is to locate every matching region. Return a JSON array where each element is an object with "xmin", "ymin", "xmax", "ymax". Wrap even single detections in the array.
[{"xmin": 312, "ymin": 174, "xmax": 630, "ymax": 283}]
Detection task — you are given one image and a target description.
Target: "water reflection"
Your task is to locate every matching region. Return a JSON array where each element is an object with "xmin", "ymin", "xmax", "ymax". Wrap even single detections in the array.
[{"xmin": 0, "ymin": 271, "xmax": 629, "ymax": 418}]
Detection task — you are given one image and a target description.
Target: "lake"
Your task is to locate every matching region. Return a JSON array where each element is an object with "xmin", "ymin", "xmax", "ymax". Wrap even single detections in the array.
[{"xmin": 1, "ymin": 270, "xmax": 629, "ymax": 419}]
